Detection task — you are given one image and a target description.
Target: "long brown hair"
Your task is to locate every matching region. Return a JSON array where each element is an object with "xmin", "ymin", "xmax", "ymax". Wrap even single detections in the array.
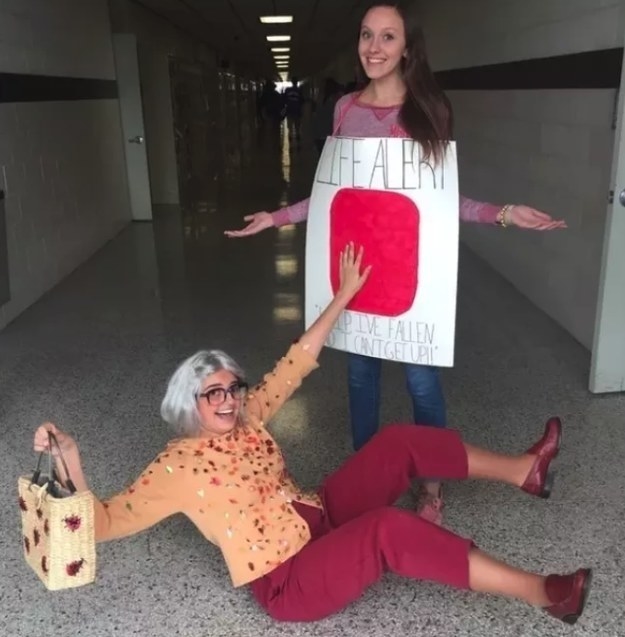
[{"xmin": 356, "ymin": 3, "xmax": 453, "ymax": 163}]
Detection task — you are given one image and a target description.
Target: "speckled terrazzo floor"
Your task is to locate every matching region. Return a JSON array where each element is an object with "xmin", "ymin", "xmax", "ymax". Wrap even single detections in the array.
[{"xmin": 1, "ymin": 130, "xmax": 624, "ymax": 637}]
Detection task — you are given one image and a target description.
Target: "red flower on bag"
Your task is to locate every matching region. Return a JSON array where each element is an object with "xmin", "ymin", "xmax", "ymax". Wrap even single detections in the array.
[
  {"xmin": 66, "ymin": 559, "xmax": 85, "ymax": 576},
  {"xmin": 24, "ymin": 537, "xmax": 30, "ymax": 554},
  {"xmin": 63, "ymin": 514, "xmax": 82, "ymax": 532},
  {"xmin": 33, "ymin": 528, "xmax": 40, "ymax": 547},
  {"xmin": 18, "ymin": 497, "xmax": 27, "ymax": 512},
  {"xmin": 44, "ymin": 519, "xmax": 50, "ymax": 536},
  {"xmin": 41, "ymin": 556, "xmax": 48, "ymax": 573}
]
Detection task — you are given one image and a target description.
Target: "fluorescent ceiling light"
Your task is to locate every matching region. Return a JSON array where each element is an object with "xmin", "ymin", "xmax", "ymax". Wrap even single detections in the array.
[
  {"xmin": 266, "ymin": 35, "xmax": 291, "ymax": 42},
  {"xmin": 260, "ymin": 16, "xmax": 293, "ymax": 24},
  {"xmin": 273, "ymin": 55, "xmax": 290, "ymax": 60},
  {"xmin": 271, "ymin": 47, "xmax": 290, "ymax": 52}
]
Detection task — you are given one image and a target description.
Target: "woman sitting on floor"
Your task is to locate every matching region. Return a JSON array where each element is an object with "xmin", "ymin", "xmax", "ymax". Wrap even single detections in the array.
[{"xmin": 34, "ymin": 244, "xmax": 591, "ymax": 625}]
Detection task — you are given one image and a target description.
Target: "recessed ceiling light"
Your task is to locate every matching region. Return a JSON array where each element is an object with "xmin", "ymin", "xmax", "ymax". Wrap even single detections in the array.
[
  {"xmin": 271, "ymin": 47, "xmax": 290, "ymax": 52},
  {"xmin": 266, "ymin": 35, "xmax": 291, "ymax": 42},
  {"xmin": 273, "ymin": 55, "xmax": 290, "ymax": 60},
  {"xmin": 260, "ymin": 16, "xmax": 293, "ymax": 24}
]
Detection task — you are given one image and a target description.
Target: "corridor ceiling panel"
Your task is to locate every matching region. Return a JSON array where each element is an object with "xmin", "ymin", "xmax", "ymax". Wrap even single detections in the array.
[{"xmin": 133, "ymin": 0, "xmax": 370, "ymax": 77}]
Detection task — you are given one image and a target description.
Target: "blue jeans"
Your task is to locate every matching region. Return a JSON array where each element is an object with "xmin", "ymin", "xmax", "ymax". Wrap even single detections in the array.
[{"xmin": 347, "ymin": 352, "xmax": 447, "ymax": 451}]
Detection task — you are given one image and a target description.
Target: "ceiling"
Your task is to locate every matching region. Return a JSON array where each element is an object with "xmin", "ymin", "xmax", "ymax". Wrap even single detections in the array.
[{"xmin": 131, "ymin": 0, "xmax": 372, "ymax": 78}]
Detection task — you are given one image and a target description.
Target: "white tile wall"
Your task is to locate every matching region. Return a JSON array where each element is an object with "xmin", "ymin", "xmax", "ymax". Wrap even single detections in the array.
[
  {"xmin": 0, "ymin": 0, "xmax": 116, "ymax": 78},
  {"xmin": 419, "ymin": 0, "xmax": 625, "ymax": 69},
  {"xmin": 413, "ymin": 0, "xmax": 624, "ymax": 349},
  {"xmin": 0, "ymin": 0, "xmax": 130, "ymax": 329}
]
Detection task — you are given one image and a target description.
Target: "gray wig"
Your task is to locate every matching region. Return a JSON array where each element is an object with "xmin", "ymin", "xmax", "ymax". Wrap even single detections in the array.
[{"xmin": 160, "ymin": 349, "xmax": 246, "ymax": 437}]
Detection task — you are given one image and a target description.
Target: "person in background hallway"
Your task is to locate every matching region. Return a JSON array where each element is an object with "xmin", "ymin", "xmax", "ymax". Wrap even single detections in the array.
[
  {"xmin": 225, "ymin": 3, "xmax": 567, "ymax": 526},
  {"xmin": 284, "ymin": 77, "xmax": 305, "ymax": 146},
  {"xmin": 254, "ymin": 86, "xmax": 265, "ymax": 126},
  {"xmin": 312, "ymin": 77, "xmax": 343, "ymax": 154},
  {"xmin": 259, "ymin": 80, "xmax": 285, "ymax": 129},
  {"xmin": 33, "ymin": 244, "xmax": 591, "ymax": 626}
]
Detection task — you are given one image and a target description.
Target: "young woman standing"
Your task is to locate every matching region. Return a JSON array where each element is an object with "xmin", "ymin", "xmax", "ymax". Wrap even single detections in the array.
[{"xmin": 225, "ymin": 4, "xmax": 566, "ymax": 524}]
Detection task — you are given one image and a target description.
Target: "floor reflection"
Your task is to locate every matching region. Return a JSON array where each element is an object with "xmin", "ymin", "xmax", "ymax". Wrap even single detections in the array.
[{"xmin": 274, "ymin": 254, "xmax": 298, "ymax": 281}]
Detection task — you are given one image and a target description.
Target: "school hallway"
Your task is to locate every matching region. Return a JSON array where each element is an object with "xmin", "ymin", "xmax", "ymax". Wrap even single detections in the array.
[{"xmin": 1, "ymin": 123, "xmax": 624, "ymax": 637}]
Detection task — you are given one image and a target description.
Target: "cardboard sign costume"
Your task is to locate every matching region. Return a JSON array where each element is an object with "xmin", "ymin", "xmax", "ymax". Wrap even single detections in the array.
[{"xmin": 305, "ymin": 136, "xmax": 459, "ymax": 367}]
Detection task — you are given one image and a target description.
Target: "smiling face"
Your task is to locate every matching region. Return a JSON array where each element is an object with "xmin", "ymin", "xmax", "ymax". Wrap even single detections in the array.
[
  {"xmin": 196, "ymin": 369, "xmax": 247, "ymax": 438},
  {"xmin": 358, "ymin": 5, "xmax": 407, "ymax": 82}
]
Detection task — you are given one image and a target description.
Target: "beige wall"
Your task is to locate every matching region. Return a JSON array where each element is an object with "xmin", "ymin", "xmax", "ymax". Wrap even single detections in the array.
[
  {"xmin": 0, "ymin": 0, "xmax": 130, "ymax": 330},
  {"xmin": 417, "ymin": 0, "xmax": 624, "ymax": 348}
]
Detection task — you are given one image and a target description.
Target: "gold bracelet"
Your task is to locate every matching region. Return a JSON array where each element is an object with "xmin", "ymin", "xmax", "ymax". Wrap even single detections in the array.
[{"xmin": 496, "ymin": 204, "xmax": 512, "ymax": 227}]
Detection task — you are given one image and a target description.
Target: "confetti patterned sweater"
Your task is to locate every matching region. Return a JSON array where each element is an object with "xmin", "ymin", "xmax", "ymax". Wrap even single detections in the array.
[
  {"xmin": 271, "ymin": 92, "xmax": 501, "ymax": 227},
  {"xmin": 93, "ymin": 342, "xmax": 322, "ymax": 587}
]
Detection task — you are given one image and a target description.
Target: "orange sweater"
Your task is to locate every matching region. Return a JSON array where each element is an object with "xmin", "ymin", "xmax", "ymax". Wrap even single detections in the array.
[{"xmin": 93, "ymin": 343, "xmax": 322, "ymax": 587}]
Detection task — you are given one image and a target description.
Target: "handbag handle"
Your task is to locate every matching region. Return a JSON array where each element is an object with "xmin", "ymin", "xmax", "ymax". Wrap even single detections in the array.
[{"xmin": 31, "ymin": 431, "xmax": 77, "ymax": 494}]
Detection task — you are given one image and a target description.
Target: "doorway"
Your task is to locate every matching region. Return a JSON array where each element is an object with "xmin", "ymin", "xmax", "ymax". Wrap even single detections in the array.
[
  {"xmin": 590, "ymin": 52, "xmax": 625, "ymax": 394},
  {"xmin": 112, "ymin": 33, "xmax": 153, "ymax": 221},
  {"xmin": 0, "ymin": 189, "xmax": 9, "ymax": 306}
]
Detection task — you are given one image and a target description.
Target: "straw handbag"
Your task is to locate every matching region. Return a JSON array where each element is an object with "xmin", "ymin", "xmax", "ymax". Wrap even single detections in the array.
[{"xmin": 18, "ymin": 432, "xmax": 96, "ymax": 590}]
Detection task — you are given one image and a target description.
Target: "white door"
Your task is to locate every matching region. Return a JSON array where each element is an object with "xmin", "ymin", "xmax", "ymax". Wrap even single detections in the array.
[
  {"xmin": 113, "ymin": 33, "xmax": 152, "ymax": 221},
  {"xmin": 589, "ymin": 48, "xmax": 625, "ymax": 393}
]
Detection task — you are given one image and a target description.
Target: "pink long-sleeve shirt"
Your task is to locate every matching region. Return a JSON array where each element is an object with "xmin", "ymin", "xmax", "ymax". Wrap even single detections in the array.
[{"xmin": 271, "ymin": 92, "xmax": 501, "ymax": 227}]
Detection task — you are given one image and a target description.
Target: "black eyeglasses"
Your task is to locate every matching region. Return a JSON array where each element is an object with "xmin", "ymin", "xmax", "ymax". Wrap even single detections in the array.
[{"xmin": 198, "ymin": 382, "xmax": 248, "ymax": 406}]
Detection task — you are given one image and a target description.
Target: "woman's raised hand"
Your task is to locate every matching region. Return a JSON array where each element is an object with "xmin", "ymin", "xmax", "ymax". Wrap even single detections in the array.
[{"xmin": 337, "ymin": 242, "xmax": 372, "ymax": 300}]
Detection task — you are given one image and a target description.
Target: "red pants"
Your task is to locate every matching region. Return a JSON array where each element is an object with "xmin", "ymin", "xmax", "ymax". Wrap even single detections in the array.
[{"xmin": 250, "ymin": 424, "xmax": 474, "ymax": 622}]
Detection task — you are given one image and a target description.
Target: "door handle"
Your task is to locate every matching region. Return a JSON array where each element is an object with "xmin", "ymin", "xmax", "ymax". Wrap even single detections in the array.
[{"xmin": 128, "ymin": 135, "xmax": 144, "ymax": 144}]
